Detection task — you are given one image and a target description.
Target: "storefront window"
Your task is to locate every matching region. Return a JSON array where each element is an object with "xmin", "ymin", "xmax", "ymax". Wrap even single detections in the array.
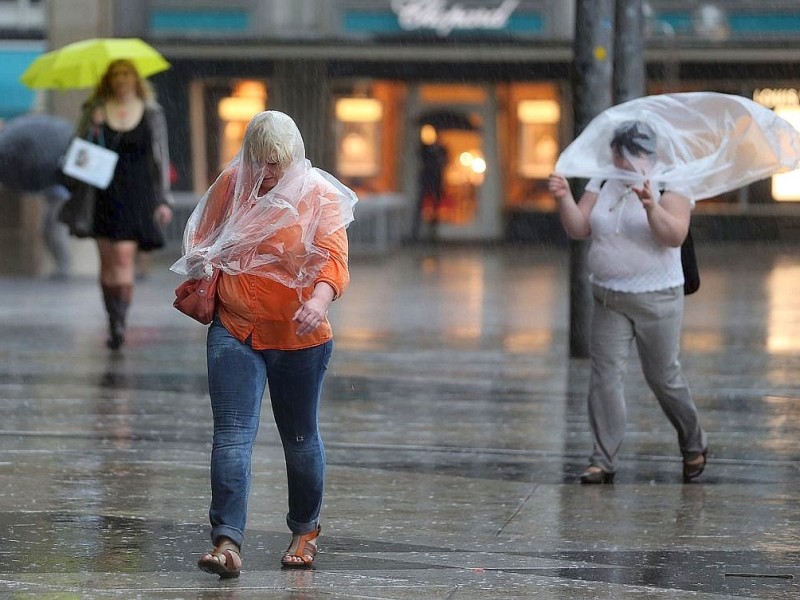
[
  {"xmin": 517, "ymin": 99, "xmax": 560, "ymax": 179},
  {"xmin": 772, "ymin": 104, "xmax": 800, "ymax": 201},
  {"xmin": 770, "ymin": 104, "xmax": 800, "ymax": 202},
  {"xmin": 503, "ymin": 82, "xmax": 561, "ymax": 211},
  {"xmin": 749, "ymin": 87, "xmax": 800, "ymax": 202},
  {"xmin": 416, "ymin": 84, "xmax": 487, "ymax": 229},
  {"xmin": 332, "ymin": 80, "xmax": 404, "ymax": 197},
  {"xmin": 440, "ymin": 128, "xmax": 485, "ymax": 226},
  {"xmin": 216, "ymin": 80, "xmax": 266, "ymax": 170},
  {"xmin": 334, "ymin": 97, "xmax": 383, "ymax": 179}
]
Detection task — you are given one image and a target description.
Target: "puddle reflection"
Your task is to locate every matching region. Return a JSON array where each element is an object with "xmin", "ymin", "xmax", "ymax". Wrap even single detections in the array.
[{"xmin": 767, "ymin": 263, "xmax": 800, "ymax": 353}]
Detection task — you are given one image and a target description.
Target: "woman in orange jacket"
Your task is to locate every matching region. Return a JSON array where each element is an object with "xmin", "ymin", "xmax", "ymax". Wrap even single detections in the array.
[{"xmin": 172, "ymin": 111, "xmax": 356, "ymax": 576}]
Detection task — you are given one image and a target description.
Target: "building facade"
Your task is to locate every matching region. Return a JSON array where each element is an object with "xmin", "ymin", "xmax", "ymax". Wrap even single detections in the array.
[{"xmin": 6, "ymin": 0, "xmax": 800, "ymax": 254}]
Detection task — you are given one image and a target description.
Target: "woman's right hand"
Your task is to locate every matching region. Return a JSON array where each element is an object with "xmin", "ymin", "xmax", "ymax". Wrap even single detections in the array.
[
  {"xmin": 548, "ymin": 173, "xmax": 571, "ymax": 201},
  {"xmin": 186, "ymin": 254, "xmax": 211, "ymax": 279},
  {"xmin": 91, "ymin": 106, "xmax": 104, "ymax": 126},
  {"xmin": 293, "ymin": 282, "xmax": 335, "ymax": 336}
]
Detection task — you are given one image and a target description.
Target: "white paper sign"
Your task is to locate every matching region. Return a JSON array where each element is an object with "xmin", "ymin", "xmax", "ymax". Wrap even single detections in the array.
[{"xmin": 62, "ymin": 137, "xmax": 119, "ymax": 190}]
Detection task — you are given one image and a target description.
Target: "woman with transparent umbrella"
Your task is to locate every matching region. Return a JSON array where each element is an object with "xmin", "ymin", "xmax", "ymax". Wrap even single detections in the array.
[
  {"xmin": 549, "ymin": 120, "xmax": 708, "ymax": 484},
  {"xmin": 548, "ymin": 92, "xmax": 800, "ymax": 484}
]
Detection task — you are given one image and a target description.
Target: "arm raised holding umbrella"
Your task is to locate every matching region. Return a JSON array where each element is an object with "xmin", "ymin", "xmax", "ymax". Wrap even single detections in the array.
[
  {"xmin": 549, "ymin": 120, "xmax": 707, "ymax": 485},
  {"xmin": 18, "ymin": 38, "xmax": 175, "ymax": 317},
  {"xmin": 49, "ymin": 51, "xmax": 174, "ymax": 350},
  {"xmin": 20, "ymin": 37, "xmax": 174, "ymax": 349},
  {"xmin": 548, "ymin": 92, "xmax": 800, "ymax": 485}
]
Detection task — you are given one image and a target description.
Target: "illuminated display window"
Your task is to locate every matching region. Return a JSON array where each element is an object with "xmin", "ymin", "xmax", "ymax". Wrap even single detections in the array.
[
  {"xmin": 517, "ymin": 99, "xmax": 561, "ymax": 179},
  {"xmin": 753, "ymin": 88, "xmax": 800, "ymax": 202},
  {"xmin": 502, "ymin": 82, "xmax": 562, "ymax": 211},
  {"xmin": 217, "ymin": 80, "xmax": 266, "ymax": 170},
  {"xmin": 772, "ymin": 106, "xmax": 800, "ymax": 202},
  {"xmin": 334, "ymin": 97, "xmax": 383, "ymax": 178}
]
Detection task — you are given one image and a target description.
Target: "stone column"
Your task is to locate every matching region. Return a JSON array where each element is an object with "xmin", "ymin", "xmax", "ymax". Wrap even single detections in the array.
[
  {"xmin": 46, "ymin": 0, "xmax": 115, "ymax": 122},
  {"xmin": 0, "ymin": 187, "xmax": 42, "ymax": 275},
  {"xmin": 12, "ymin": 0, "xmax": 117, "ymax": 277},
  {"xmin": 550, "ymin": 0, "xmax": 577, "ymax": 40},
  {"xmin": 569, "ymin": 0, "xmax": 615, "ymax": 358},
  {"xmin": 267, "ymin": 60, "xmax": 333, "ymax": 171}
]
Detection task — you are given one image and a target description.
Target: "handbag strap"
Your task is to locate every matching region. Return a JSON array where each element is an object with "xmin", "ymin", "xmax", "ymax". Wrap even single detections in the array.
[
  {"xmin": 94, "ymin": 126, "xmax": 106, "ymax": 147},
  {"xmin": 87, "ymin": 106, "xmax": 122, "ymax": 150}
]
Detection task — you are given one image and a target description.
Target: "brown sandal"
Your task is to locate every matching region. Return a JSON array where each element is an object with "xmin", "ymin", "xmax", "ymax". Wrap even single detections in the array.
[
  {"xmin": 197, "ymin": 538, "xmax": 242, "ymax": 578},
  {"xmin": 683, "ymin": 448, "xmax": 708, "ymax": 482},
  {"xmin": 281, "ymin": 525, "xmax": 321, "ymax": 568}
]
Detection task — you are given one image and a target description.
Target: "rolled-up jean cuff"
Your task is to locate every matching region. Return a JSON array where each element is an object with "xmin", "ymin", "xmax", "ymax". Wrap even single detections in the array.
[
  {"xmin": 211, "ymin": 524, "xmax": 244, "ymax": 549},
  {"xmin": 286, "ymin": 515, "xmax": 319, "ymax": 535}
]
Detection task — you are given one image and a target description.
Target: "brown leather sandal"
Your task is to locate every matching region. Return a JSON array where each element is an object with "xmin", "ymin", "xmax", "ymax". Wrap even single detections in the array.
[
  {"xmin": 579, "ymin": 465, "xmax": 615, "ymax": 484},
  {"xmin": 197, "ymin": 538, "xmax": 242, "ymax": 578},
  {"xmin": 683, "ymin": 448, "xmax": 708, "ymax": 482},
  {"xmin": 281, "ymin": 525, "xmax": 321, "ymax": 568}
]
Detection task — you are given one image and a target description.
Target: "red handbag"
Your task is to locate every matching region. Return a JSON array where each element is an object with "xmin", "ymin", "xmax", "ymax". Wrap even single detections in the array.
[{"xmin": 173, "ymin": 270, "xmax": 220, "ymax": 324}]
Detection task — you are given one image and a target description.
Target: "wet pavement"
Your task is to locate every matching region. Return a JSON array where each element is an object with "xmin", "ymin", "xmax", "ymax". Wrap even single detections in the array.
[{"xmin": 0, "ymin": 241, "xmax": 798, "ymax": 599}]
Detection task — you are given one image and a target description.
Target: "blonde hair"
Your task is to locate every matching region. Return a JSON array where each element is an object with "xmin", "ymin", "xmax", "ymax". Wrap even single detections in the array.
[
  {"xmin": 242, "ymin": 111, "xmax": 301, "ymax": 166},
  {"xmin": 92, "ymin": 59, "xmax": 154, "ymax": 103}
]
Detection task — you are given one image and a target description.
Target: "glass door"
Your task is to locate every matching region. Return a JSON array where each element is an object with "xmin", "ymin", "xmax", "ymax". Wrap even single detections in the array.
[{"xmin": 407, "ymin": 84, "xmax": 502, "ymax": 241}]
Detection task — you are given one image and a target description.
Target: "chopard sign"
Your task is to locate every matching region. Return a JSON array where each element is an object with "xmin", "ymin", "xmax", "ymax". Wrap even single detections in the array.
[{"xmin": 391, "ymin": 0, "xmax": 520, "ymax": 36}]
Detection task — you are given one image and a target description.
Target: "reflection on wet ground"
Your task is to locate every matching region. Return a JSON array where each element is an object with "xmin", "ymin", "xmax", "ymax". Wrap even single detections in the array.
[{"xmin": 0, "ymin": 243, "xmax": 798, "ymax": 598}]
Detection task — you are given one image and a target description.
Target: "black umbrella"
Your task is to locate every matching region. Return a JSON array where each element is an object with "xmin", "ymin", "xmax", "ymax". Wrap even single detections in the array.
[{"xmin": 0, "ymin": 114, "xmax": 73, "ymax": 191}]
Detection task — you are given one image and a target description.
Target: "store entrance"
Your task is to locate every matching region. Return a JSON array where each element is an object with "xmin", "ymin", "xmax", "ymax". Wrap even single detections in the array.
[{"xmin": 407, "ymin": 84, "xmax": 502, "ymax": 241}]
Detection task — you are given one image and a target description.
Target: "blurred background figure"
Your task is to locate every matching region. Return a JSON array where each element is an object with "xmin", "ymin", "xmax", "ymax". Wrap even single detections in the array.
[
  {"xmin": 40, "ymin": 183, "xmax": 72, "ymax": 279},
  {"xmin": 61, "ymin": 58, "xmax": 173, "ymax": 350},
  {"xmin": 18, "ymin": 37, "xmax": 174, "ymax": 348},
  {"xmin": 0, "ymin": 113, "xmax": 74, "ymax": 279},
  {"xmin": 411, "ymin": 125, "xmax": 448, "ymax": 242}
]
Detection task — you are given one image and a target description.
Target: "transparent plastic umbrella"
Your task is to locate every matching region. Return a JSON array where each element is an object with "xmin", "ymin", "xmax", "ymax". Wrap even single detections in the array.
[{"xmin": 555, "ymin": 92, "xmax": 800, "ymax": 201}]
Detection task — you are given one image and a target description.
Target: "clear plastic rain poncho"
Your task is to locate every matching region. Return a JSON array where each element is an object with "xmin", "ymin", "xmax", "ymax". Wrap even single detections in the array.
[
  {"xmin": 170, "ymin": 111, "xmax": 357, "ymax": 292},
  {"xmin": 555, "ymin": 92, "xmax": 800, "ymax": 200}
]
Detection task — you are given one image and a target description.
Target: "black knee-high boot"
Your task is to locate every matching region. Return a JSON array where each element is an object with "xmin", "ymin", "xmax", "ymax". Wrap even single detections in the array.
[{"xmin": 102, "ymin": 284, "xmax": 132, "ymax": 350}]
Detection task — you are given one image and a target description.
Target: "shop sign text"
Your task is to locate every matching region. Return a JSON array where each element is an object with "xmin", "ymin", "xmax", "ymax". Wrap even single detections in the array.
[{"xmin": 391, "ymin": 0, "xmax": 520, "ymax": 37}]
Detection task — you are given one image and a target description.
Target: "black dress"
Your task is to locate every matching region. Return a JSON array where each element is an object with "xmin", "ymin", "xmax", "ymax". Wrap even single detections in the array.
[{"xmin": 94, "ymin": 117, "xmax": 164, "ymax": 251}]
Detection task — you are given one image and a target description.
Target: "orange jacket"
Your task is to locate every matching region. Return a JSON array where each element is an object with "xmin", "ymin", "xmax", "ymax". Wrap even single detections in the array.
[{"xmin": 194, "ymin": 167, "xmax": 350, "ymax": 350}]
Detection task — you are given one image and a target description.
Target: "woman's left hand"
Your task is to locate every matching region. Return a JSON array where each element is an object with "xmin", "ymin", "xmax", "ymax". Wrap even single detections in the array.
[
  {"xmin": 632, "ymin": 180, "xmax": 656, "ymax": 212},
  {"xmin": 154, "ymin": 204, "xmax": 173, "ymax": 227},
  {"xmin": 634, "ymin": 184, "xmax": 691, "ymax": 247}
]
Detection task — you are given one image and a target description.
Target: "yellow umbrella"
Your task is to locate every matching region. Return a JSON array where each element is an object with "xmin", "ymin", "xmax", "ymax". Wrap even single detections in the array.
[{"xmin": 20, "ymin": 37, "xmax": 170, "ymax": 90}]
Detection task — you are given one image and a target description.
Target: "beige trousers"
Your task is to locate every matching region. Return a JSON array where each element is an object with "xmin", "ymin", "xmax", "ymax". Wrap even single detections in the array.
[{"xmin": 587, "ymin": 284, "xmax": 707, "ymax": 473}]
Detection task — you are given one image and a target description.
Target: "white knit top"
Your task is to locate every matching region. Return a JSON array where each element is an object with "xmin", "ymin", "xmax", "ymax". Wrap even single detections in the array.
[{"xmin": 585, "ymin": 178, "xmax": 691, "ymax": 293}]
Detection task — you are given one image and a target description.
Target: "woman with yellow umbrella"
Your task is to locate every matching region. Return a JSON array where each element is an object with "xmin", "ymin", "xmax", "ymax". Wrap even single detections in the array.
[{"xmin": 24, "ymin": 39, "xmax": 174, "ymax": 349}]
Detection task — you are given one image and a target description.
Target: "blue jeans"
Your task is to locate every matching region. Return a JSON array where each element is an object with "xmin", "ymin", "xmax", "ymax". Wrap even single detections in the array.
[{"xmin": 206, "ymin": 318, "xmax": 332, "ymax": 548}]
